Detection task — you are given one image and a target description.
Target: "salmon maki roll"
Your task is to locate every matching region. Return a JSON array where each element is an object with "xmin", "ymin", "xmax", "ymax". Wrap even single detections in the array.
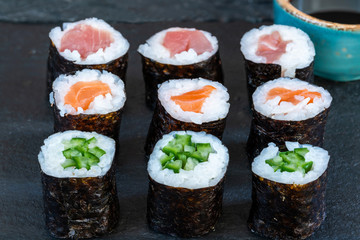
[
  {"xmin": 47, "ymin": 18, "xmax": 129, "ymax": 93},
  {"xmin": 147, "ymin": 131, "xmax": 229, "ymax": 237},
  {"xmin": 145, "ymin": 78, "xmax": 230, "ymax": 156},
  {"xmin": 50, "ymin": 69, "xmax": 126, "ymax": 140},
  {"xmin": 240, "ymin": 25, "xmax": 315, "ymax": 105},
  {"xmin": 247, "ymin": 77, "xmax": 332, "ymax": 160},
  {"xmin": 248, "ymin": 142, "xmax": 330, "ymax": 239},
  {"xmin": 38, "ymin": 130, "xmax": 119, "ymax": 239},
  {"xmin": 138, "ymin": 27, "xmax": 223, "ymax": 109}
]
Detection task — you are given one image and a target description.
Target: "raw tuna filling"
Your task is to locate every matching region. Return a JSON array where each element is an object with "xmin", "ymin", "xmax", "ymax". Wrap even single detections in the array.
[
  {"xmin": 170, "ymin": 85, "xmax": 216, "ymax": 113},
  {"xmin": 256, "ymin": 31, "xmax": 292, "ymax": 63},
  {"xmin": 64, "ymin": 80, "xmax": 111, "ymax": 110},
  {"xmin": 266, "ymin": 87, "xmax": 322, "ymax": 105},
  {"xmin": 162, "ymin": 30, "xmax": 213, "ymax": 57},
  {"xmin": 60, "ymin": 24, "xmax": 114, "ymax": 60}
]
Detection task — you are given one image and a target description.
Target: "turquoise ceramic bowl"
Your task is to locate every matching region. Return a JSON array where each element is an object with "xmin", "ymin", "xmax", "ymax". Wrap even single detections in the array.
[{"xmin": 274, "ymin": 0, "xmax": 360, "ymax": 81}]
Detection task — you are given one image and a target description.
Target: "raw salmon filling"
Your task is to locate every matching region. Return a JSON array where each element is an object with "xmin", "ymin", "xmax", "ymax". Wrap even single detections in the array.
[
  {"xmin": 256, "ymin": 31, "xmax": 292, "ymax": 64},
  {"xmin": 64, "ymin": 81, "xmax": 111, "ymax": 110},
  {"xmin": 171, "ymin": 85, "xmax": 216, "ymax": 113},
  {"xmin": 267, "ymin": 87, "xmax": 322, "ymax": 105},
  {"xmin": 163, "ymin": 30, "xmax": 213, "ymax": 57},
  {"xmin": 60, "ymin": 24, "xmax": 114, "ymax": 60}
]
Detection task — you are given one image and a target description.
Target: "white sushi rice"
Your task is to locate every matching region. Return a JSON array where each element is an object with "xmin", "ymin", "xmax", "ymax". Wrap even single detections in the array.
[
  {"xmin": 138, "ymin": 27, "xmax": 218, "ymax": 65},
  {"xmin": 49, "ymin": 18, "xmax": 129, "ymax": 65},
  {"xmin": 148, "ymin": 131, "xmax": 229, "ymax": 189},
  {"xmin": 240, "ymin": 24, "xmax": 315, "ymax": 77},
  {"xmin": 158, "ymin": 78, "xmax": 230, "ymax": 124},
  {"xmin": 252, "ymin": 142, "xmax": 330, "ymax": 185},
  {"xmin": 38, "ymin": 130, "xmax": 115, "ymax": 178},
  {"xmin": 253, "ymin": 78, "xmax": 332, "ymax": 121},
  {"xmin": 50, "ymin": 69, "xmax": 126, "ymax": 117}
]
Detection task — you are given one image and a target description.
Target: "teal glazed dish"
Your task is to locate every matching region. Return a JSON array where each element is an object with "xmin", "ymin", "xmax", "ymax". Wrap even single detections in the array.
[{"xmin": 274, "ymin": 0, "xmax": 360, "ymax": 81}]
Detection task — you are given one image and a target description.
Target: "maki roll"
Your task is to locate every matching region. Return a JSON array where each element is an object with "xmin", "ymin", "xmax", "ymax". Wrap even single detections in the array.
[
  {"xmin": 147, "ymin": 131, "xmax": 229, "ymax": 237},
  {"xmin": 240, "ymin": 25, "xmax": 315, "ymax": 102},
  {"xmin": 50, "ymin": 69, "xmax": 126, "ymax": 140},
  {"xmin": 38, "ymin": 130, "xmax": 119, "ymax": 239},
  {"xmin": 247, "ymin": 77, "xmax": 332, "ymax": 160},
  {"xmin": 138, "ymin": 27, "xmax": 223, "ymax": 108},
  {"xmin": 248, "ymin": 141, "xmax": 330, "ymax": 239},
  {"xmin": 145, "ymin": 78, "xmax": 230, "ymax": 156},
  {"xmin": 47, "ymin": 18, "xmax": 129, "ymax": 93}
]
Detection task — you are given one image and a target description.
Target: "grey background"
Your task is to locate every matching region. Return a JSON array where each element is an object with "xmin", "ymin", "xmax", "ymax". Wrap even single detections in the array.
[
  {"xmin": 0, "ymin": 1, "xmax": 360, "ymax": 240},
  {"xmin": 0, "ymin": 0, "xmax": 273, "ymax": 23}
]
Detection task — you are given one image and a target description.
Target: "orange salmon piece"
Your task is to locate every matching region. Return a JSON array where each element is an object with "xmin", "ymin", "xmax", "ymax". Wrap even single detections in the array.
[
  {"xmin": 170, "ymin": 85, "xmax": 216, "ymax": 113},
  {"xmin": 64, "ymin": 81, "xmax": 111, "ymax": 110},
  {"xmin": 267, "ymin": 87, "xmax": 322, "ymax": 105},
  {"xmin": 60, "ymin": 24, "xmax": 114, "ymax": 60},
  {"xmin": 256, "ymin": 31, "xmax": 292, "ymax": 63}
]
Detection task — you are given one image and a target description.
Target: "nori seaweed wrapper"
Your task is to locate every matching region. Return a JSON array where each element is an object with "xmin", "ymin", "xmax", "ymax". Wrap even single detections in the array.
[
  {"xmin": 147, "ymin": 176, "xmax": 224, "ymax": 237},
  {"xmin": 246, "ymin": 107, "xmax": 330, "ymax": 161},
  {"xmin": 47, "ymin": 41, "xmax": 128, "ymax": 94},
  {"xmin": 53, "ymin": 104, "xmax": 123, "ymax": 140},
  {"xmin": 244, "ymin": 59, "xmax": 314, "ymax": 104},
  {"xmin": 248, "ymin": 171, "xmax": 327, "ymax": 239},
  {"xmin": 144, "ymin": 100, "xmax": 226, "ymax": 156},
  {"xmin": 140, "ymin": 50, "xmax": 223, "ymax": 109},
  {"xmin": 41, "ymin": 164, "xmax": 120, "ymax": 239}
]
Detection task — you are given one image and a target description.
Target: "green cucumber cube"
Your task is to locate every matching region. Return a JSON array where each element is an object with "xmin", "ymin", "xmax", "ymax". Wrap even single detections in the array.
[
  {"xmin": 294, "ymin": 148, "xmax": 309, "ymax": 157},
  {"xmin": 61, "ymin": 159, "xmax": 76, "ymax": 169},
  {"xmin": 165, "ymin": 160, "xmax": 182, "ymax": 173},
  {"xmin": 184, "ymin": 157, "xmax": 199, "ymax": 171},
  {"xmin": 88, "ymin": 146, "xmax": 106, "ymax": 158},
  {"xmin": 174, "ymin": 134, "xmax": 192, "ymax": 146}
]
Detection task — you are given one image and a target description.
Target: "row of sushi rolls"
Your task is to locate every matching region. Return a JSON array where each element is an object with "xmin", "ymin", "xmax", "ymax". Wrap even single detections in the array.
[{"xmin": 38, "ymin": 17, "xmax": 333, "ymax": 239}]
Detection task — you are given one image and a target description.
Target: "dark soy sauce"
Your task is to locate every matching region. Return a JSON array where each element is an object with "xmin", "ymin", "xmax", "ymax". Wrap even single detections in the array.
[{"xmin": 310, "ymin": 11, "xmax": 360, "ymax": 24}]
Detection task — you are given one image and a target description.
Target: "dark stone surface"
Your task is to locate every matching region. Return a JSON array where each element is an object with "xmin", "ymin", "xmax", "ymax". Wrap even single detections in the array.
[
  {"xmin": 0, "ymin": 0, "xmax": 272, "ymax": 24},
  {"xmin": 0, "ymin": 21, "xmax": 359, "ymax": 240}
]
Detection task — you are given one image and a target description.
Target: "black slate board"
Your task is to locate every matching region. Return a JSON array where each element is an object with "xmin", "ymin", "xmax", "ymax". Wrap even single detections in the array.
[{"xmin": 0, "ymin": 21, "xmax": 359, "ymax": 240}]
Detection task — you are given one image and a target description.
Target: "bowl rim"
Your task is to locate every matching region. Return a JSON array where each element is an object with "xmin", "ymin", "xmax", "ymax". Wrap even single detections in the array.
[{"xmin": 276, "ymin": 0, "xmax": 360, "ymax": 31}]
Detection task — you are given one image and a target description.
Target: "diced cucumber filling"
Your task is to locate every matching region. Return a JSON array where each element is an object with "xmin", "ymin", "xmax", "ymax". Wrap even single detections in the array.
[
  {"xmin": 265, "ymin": 148, "xmax": 313, "ymax": 174},
  {"xmin": 160, "ymin": 134, "xmax": 215, "ymax": 173},
  {"xmin": 61, "ymin": 137, "xmax": 106, "ymax": 170}
]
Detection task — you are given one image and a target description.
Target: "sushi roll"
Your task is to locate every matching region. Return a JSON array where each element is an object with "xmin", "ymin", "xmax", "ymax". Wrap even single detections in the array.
[
  {"xmin": 248, "ymin": 141, "xmax": 330, "ymax": 239},
  {"xmin": 145, "ymin": 78, "xmax": 230, "ymax": 156},
  {"xmin": 247, "ymin": 77, "xmax": 332, "ymax": 160},
  {"xmin": 138, "ymin": 27, "xmax": 223, "ymax": 108},
  {"xmin": 147, "ymin": 131, "xmax": 229, "ymax": 237},
  {"xmin": 47, "ymin": 18, "xmax": 129, "ymax": 93},
  {"xmin": 240, "ymin": 25, "xmax": 315, "ymax": 102},
  {"xmin": 38, "ymin": 130, "xmax": 119, "ymax": 239},
  {"xmin": 50, "ymin": 69, "xmax": 126, "ymax": 140}
]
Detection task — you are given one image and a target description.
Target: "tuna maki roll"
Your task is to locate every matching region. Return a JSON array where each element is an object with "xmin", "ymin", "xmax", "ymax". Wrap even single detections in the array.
[
  {"xmin": 147, "ymin": 131, "xmax": 229, "ymax": 237},
  {"xmin": 248, "ymin": 141, "xmax": 330, "ymax": 239},
  {"xmin": 240, "ymin": 25, "xmax": 315, "ymax": 103},
  {"xmin": 50, "ymin": 69, "xmax": 126, "ymax": 140},
  {"xmin": 38, "ymin": 130, "xmax": 119, "ymax": 239},
  {"xmin": 47, "ymin": 18, "xmax": 129, "ymax": 93},
  {"xmin": 138, "ymin": 27, "xmax": 223, "ymax": 108},
  {"xmin": 247, "ymin": 77, "xmax": 332, "ymax": 160},
  {"xmin": 145, "ymin": 78, "xmax": 230, "ymax": 156}
]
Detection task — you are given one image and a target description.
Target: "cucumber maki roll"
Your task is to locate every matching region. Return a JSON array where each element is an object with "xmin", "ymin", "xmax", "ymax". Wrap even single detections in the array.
[
  {"xmin": 38, "ymin": 130, "xmax": 119, "ymax": 239},
  {"xmin": 145, "ymin": 78, "xmax": 230, "ymax": 156},
  {"xmin": 248, "ymin": 142, "xmax": 330, "ymax": 239},
  {"xmin": 147, "ymin": 131, "xmax": 229, "ymax": 237},
  {"xmin": 50, "ymin": 69, "xmax": 126, "ymax": 140},
  {"xmin": 138, "ymin": 27, "xmax": 223, "ymax": 109},
  {"xmin": 247, "ymin": 77, "xmax": 332, "ymax": 160},
  {"xmin": 47, "ymin": 18, "xmax": 129, "ymax": 93},
  {"xmin": 240, "ymin": 25, "xmax": 315, "ymax": 104}
]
